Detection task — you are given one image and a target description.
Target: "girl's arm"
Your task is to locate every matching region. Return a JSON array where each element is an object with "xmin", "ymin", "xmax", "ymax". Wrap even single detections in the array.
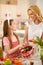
[
  {"xmin": 3, "ymin": 37, "xmax": 22, "ymax": 54},
  {"xmin": 4, "ymin": 44, "xmax": 21, "ymax": 54}
]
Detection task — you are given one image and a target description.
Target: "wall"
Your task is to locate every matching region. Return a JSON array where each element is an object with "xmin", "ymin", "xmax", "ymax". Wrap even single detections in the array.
[
  {"xmin": 0, "ymin": 0, "xmax": 29, "ymax": 22},
  {"xmin": 0, "ymin": 0, "xmax": 43, "ymax": 21},
  {"xmin": 37, "ymin": 0, "xmax": 43, "ymax": 15}
]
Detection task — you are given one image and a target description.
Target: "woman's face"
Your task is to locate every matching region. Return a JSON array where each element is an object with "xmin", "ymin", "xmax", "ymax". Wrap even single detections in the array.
[{"xmin": 28, "ymin": 10, "xmax": 37, "ymax": 21}]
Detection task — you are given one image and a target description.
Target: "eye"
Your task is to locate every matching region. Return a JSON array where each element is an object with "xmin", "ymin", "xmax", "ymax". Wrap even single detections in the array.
[{"xmin": 30, "ymin": 13, "xmax": 34, "ymax": 15}]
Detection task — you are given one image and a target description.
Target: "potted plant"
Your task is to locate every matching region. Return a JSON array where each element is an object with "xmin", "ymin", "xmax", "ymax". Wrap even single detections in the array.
[{"xmin": 35, "ymin": 36, "xmax": 43, "ymax": 60}]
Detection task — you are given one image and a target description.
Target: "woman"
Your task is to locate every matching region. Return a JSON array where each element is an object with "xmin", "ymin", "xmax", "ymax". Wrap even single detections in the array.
[
  {"xmin": 2, "ymin": 20, "xmax": 22, "ymax": 58},
  {"xmin": 24, "ymin": 5, "xmax": 43, "ymax": 44}
]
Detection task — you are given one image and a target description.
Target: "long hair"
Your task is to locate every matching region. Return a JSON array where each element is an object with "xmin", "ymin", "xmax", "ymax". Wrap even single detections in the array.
[
  {"xmin": 2, "ymin": 20, "xmax": 12, "ymax": 50},
  {"xmin": 9, "ymin": 19, "xmax": 14, "ymax": 25},
  {"xmin": 9, "ymin": 19, "xmax": 19, "ymax": 44},
  {"xmin": 2, "ymin": 19, "xmax": 19, "ymax": 50},
  {"xmin": 27, "ymin": 5, "xmax": 43, "ymax": 22}
]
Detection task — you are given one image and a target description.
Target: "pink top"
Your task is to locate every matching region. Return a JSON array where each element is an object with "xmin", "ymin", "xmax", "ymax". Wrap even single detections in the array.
[
  {"xmin": 3, "ymin": 35, "xmax": 18, "ymax": 47},
  {"xmin": 3, "ymin": 35, "xmax": 19, "ymax": 58}
]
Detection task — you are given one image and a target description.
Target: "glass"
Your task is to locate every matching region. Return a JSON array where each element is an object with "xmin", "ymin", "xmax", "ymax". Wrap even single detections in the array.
[
  {"xmin": 22, "ymin": 59, "xmax": 29, "ymax": 65},
  {"xmin": 39, "ymin": 46, "xmax": 43, "ymax": 59}
]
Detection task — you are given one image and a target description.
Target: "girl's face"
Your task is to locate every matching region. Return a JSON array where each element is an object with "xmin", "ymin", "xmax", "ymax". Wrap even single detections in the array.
[
  {"xmin": 10, "ymin": 21, "xmax": 17, "ymax": 31},
  {"xmin": 28, "ymin": 10, "xmax": 37, "ymax": 21},
  {"xmin": 11, "ymin": 21, "xmax": 14, "ymax": 26}
]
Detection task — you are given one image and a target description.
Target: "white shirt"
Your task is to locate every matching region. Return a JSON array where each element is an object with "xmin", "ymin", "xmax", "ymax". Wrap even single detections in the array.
[
  {"xmin": 26, "ymin": 22, "xmax": 43, "ymax": 40},
  {"xmin": 26, "ymin": 22, "xmax": 43, "ymax": 46}
]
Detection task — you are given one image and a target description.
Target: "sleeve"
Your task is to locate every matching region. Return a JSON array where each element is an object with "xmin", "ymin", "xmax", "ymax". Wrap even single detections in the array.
[
  {"xmin": 35, "ymin": 29, "xmax": 42, "ymax": 37},
  {"xmin": 3, "ymin": 37, "xmax": 10, "ymax": 46}
]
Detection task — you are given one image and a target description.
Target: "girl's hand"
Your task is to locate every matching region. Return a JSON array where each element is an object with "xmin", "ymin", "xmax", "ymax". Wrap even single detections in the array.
[{"xmin": 18, "ymin": 44, "xmax": 23, "ymax": 49}]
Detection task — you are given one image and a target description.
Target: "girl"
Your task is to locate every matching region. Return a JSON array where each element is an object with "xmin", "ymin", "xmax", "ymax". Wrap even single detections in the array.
[{"xmin": 2, "ymin": 20, "xmax": 22, "ymax": 58}]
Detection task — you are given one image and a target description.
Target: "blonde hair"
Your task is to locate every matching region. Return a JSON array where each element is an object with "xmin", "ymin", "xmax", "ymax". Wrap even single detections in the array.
[{"xmin": 27, "ymin": 5, "xmax": 43, "ymax": 22}]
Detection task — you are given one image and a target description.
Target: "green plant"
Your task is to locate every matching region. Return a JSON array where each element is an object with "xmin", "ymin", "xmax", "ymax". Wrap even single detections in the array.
[
  {"xmin": 35, "ymin": 36, "xmax": 43, "ymax": 46},
  {"xmin": 35, "ymin": 36, "xmax": 43, "ymax": 59}
]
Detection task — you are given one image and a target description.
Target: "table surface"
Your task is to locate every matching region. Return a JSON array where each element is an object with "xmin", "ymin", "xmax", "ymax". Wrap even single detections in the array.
[
  {"xmin": 0, "ymin": 51, "xmax": 42, "ymax": 65},
  {"xmin": 0, "ymin": 43, "xmax": 42, "ymax": 65}
]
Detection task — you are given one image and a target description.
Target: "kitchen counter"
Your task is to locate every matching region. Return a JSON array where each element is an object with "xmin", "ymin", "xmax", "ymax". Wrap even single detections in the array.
[{"xmin": 14, "ymin": 30, "xmax": 25, "ymax": 37}]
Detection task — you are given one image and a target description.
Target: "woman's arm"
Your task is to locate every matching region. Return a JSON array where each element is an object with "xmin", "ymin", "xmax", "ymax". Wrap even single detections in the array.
[{"xmin": 24, "ymin": 27, "xmax": 28, "ymax": 44}]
